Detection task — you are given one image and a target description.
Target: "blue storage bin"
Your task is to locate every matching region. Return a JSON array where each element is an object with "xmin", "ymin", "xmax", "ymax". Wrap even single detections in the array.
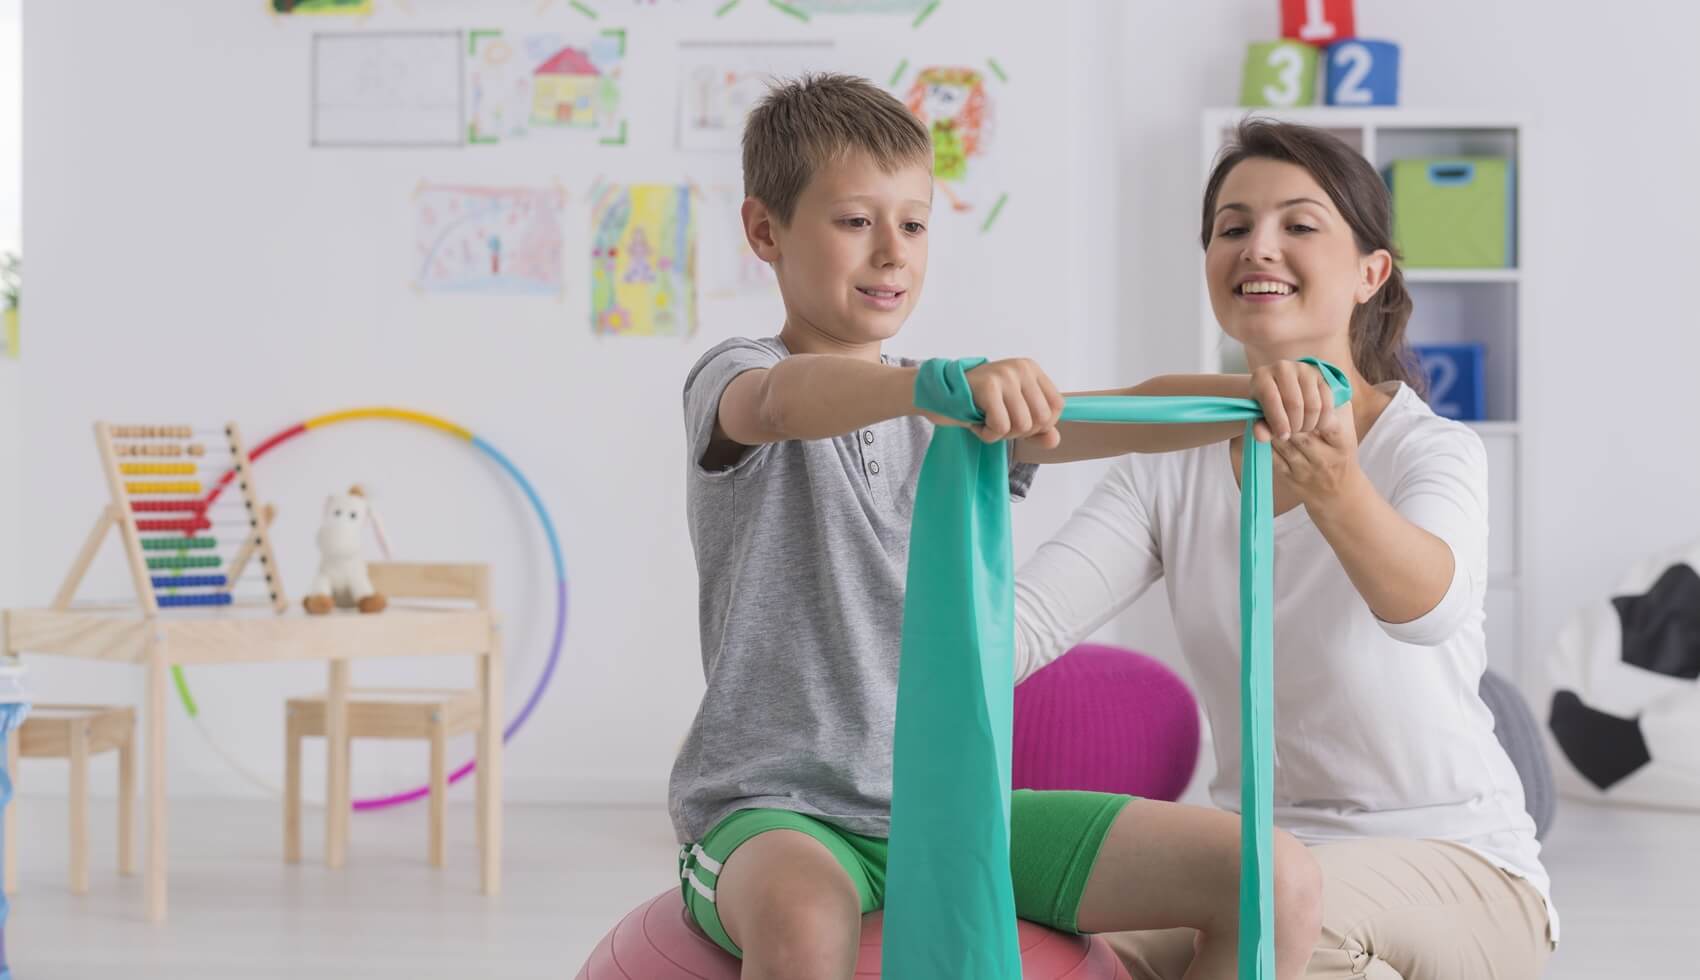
[{"xmin": 1412, "ymin": 343, "xmax": 1487, "ymax": 421}]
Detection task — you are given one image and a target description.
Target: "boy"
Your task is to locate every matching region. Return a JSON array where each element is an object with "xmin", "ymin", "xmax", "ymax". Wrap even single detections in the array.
[{"xmin": 670, "ymin": 74, "xmax": 1322, "ymax": 980}]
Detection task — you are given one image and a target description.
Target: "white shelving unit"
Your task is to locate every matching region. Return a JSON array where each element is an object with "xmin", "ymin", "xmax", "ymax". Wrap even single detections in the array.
[{"xmin": 1200, "ymin": 107, "xmax": 1529, "ymax": 682}]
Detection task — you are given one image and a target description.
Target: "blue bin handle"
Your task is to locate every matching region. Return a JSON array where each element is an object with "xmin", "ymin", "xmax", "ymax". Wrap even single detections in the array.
[{"xmin": 1427, "ymin": 162, "xmax": 1477, "ymax": 186}]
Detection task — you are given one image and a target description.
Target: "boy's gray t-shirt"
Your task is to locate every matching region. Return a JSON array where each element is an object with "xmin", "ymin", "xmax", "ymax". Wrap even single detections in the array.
[{"xmin": 669, "ymin": 336, "xmax": 1033, "ymax": 843}]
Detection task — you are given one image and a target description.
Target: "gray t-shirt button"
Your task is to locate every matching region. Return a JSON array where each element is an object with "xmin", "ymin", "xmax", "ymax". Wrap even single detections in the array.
[
  {"xmin": 863, "ymin": 431, "xmax": 875, "ymax": 445},
  {"xmin": 868, "ymin": 460, "xmax": 881, "ymax": 475}
]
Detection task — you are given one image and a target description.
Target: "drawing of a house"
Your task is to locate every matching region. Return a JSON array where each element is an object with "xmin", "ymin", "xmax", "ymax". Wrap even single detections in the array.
[{"xmin": 531, "ymin": 46, "xmax": 604, "ymax": 128}]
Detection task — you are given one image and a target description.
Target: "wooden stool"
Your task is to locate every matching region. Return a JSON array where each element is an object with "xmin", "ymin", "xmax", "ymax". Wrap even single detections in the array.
[
  {"xmin": 8, "ymin": 705, "xmax": 136, "ymax": 894},
  {"xmin": 284, "ymin": 562, "xmax": 490, "ymax": 868}
]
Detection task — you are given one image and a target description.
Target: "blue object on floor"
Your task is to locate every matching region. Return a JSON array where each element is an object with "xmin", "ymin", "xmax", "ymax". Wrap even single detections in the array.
[{"xmin": 1, "ymin": 663, "xmax": 31, "ymax": 980}]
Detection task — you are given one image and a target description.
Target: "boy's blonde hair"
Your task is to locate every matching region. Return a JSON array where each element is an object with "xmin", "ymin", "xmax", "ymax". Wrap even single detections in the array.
[{"xmin": 742, "ymin": 73, "xmax": 932, "ymax": 225}]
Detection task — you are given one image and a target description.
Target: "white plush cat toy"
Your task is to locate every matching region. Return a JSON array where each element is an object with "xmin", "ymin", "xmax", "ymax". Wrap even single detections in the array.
[{"xmin": 303, "ymin": 484, "xmax": 393, "ymax": 615}]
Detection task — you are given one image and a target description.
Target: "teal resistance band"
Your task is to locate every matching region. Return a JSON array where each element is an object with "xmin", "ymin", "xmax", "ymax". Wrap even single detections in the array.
[{"xmin": 883, "ymin": 356, "xmax": 1350, "ymax": 980}]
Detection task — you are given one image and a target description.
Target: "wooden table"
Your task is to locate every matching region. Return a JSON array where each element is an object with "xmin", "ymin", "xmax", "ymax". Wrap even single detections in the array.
[{"xmin": 0, "ymin": 603, "xmax": 503, "ymax": 922}]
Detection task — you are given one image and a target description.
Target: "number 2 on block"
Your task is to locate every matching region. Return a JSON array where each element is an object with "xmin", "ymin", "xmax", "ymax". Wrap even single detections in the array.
[{"xmin": 1332, "ymin": 43, "xmax": 1372, "ymax": 104}]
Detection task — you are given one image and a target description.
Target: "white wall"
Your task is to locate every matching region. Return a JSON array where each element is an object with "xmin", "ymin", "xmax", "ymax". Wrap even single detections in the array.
[
  {"xmin": 15, "ymin": 0, "xmax": 1693, "ymax": 805},
  {"xmin": 0, "ymin": 0, "xmax": 15, "ymax": 258},
  {"xmin": 0, "ymin": 0, "xmax": 20, "ymax": 625},
  {"xmin": 17, "ymin": 0, "xmax": 1117, "ymax": 804}
]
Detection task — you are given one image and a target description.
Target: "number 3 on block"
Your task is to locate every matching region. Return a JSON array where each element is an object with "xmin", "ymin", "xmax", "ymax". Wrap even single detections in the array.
[
  {"xmin": 1241, "ymin": 41, "xmax": 1318, "ymax": 108},
  {"xmin": 1283, "ymin": 0, "xmax": 1355, "ymax": 46},
  {"xmin": 1326, "ymin": 40, "xmax": 1400, "ymax": 106}
]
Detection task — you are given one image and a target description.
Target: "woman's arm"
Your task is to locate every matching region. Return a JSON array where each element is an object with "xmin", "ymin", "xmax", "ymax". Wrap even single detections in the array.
[
  {"xmin": 1014, "ymin": 362, "xmax": 1335, "ymax": 464},
  {"xmin": 1013, "ymin": 461, "xmax": 1166, "ymax": 682},
  {"xmin": 1307, "ymin": 467, "xmax": 1458, "ymax": 625},
  {"xmin": 1278, "ymin": 407, "xmax": 1486, "ymax": 637},
  {"xmin": 1015, "ymin": 375, "xmax": 1241, "ymax": 464}
]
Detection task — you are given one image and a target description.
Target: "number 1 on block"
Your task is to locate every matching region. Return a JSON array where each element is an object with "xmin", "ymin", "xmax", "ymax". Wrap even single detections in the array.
[{"xmin": 1283, "ymin": 0, "xmax": 1355, "ymax": 46}]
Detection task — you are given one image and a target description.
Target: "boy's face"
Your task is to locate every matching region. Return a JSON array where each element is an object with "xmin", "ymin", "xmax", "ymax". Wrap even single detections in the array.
[{"xmin": 747, "ymin": 151, "xmax": 933, "ymax": 347}]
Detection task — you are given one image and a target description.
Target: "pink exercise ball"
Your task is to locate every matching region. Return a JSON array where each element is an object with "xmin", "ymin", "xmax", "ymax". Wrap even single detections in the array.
[
  {"xmin": 577, "ymin": 644, "xmax": 1191, "ymax": 977},
  {"xmin": 1013, "ymin": 643, "xmax": 1200, "ymax": 802},
  {"xmin": 575, "ymin": 890, "xmax": 1132, "ymax": 979}
]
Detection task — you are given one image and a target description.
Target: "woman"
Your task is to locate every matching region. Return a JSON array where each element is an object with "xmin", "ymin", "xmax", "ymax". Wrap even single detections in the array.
[{"xmin": 1014, "ymin": 119, "xmax": 1555, "ymax": 979}]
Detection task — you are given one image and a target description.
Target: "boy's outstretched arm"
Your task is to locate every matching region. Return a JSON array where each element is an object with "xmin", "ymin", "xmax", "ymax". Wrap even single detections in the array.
[
  {"xmin": 1013, "ymin": 361, "xmax": 1334, "ymax": 464},
  {"xmin": 709, "ymin": 354, "xmax": 1064, "ymax": 466},
  {"xmin": 713, "ymin": 354, "xmax": 918, "ymax": 450}
]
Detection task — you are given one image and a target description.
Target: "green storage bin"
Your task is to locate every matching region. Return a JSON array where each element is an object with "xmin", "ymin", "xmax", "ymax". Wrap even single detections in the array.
[{"xmin": 1388, "ymin": 157, "xmax": 1515, "ymax": 268}]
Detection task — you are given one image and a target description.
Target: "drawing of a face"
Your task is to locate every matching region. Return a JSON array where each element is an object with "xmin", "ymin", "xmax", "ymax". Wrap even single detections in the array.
[
  {"xmin": 481, "ymin": 39, "xmax": 514, "ymax": 68},
  {"xmin": 921, "ymin": 80, "xmax": 968, "ymax": 122},
  {"xmin": 904, "ymin": 67, "xmax": 988, "ymax": 160}
]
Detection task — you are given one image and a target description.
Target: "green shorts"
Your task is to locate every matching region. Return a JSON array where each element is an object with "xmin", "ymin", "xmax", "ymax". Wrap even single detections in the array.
[{"xmin": 677, "ymin": 789, "xmax": 1133, "ymax": 958}]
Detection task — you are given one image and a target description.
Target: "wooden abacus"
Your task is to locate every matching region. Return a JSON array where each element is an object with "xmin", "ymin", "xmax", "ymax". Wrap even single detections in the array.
[{"xmin": 54, "ymin": 422, "xmax": 287, "ymax": 614}]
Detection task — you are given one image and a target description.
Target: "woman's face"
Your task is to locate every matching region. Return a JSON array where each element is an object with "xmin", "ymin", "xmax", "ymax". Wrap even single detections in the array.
[{"xmin": 1204, "ymin": 157, "xmax": 1389, "ymax": 363}]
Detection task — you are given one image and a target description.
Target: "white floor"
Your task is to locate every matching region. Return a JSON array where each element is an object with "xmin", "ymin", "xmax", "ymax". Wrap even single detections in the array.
[{"xmin": 2, "ymin": 796, "xmax": 1694, "ymax": 978}]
